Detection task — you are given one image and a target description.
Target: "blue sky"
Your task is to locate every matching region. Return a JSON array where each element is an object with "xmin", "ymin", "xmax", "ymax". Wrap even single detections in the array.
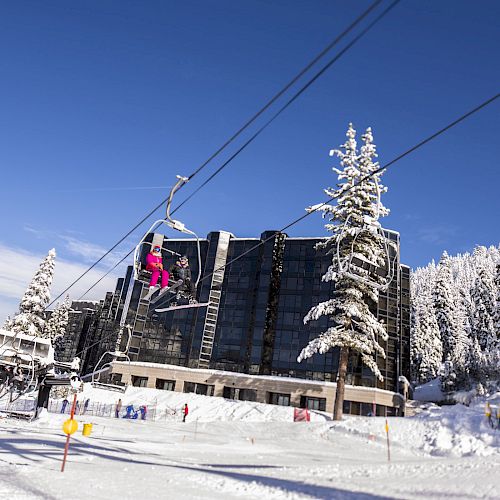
[{"xmin": 0, "ymin": 0, "xmax": 498, "ymax": 318}]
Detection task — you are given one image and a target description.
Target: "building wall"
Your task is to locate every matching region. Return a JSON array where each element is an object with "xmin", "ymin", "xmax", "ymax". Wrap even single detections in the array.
[
  {"xmin": 81, "ymin": 230, "xmax": 410, "ymax": 400},
  {"xmin": 54, "ymin": 300, "xmax": 99, "ymax": 363},
  {"xmin": 108, "ymin": 361, "xmax": 404, "ymax": 416}
]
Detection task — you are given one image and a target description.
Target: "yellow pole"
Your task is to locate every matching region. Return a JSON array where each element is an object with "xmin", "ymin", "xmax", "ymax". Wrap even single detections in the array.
[{"xmin": 385, "ymin": 418, "xmax": 391, "ymax": 462}]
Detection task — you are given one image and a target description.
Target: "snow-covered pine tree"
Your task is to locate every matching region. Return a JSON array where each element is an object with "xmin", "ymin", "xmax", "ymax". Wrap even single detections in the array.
[
  {"xmin": 434, "ymin": 251, "xmax": 468, "ymax": 390},
  {"xmin": 494, "ymin": 263, "xmax": 500, "ymax": 334},
  {"xmin": 484, "ymin": 262, "xmax": 500, "ymax": 382},
  {"xmin": 3, "ymin": 249, "xmax": 56, "ymax": 337},
  {"xmin": 297, "ymin": 124, "xmax": 393, "ymax": 420},
  {"xmin": 471, "ymin": 264, "xmax": 496, "ymax": 351},
  {"xmin": 410, "ymin": 287, "xmax": 442, "ymax": 384},
  {"xmin": 45, "ymin": 295, "xmax": 70, "ymax": 344}
]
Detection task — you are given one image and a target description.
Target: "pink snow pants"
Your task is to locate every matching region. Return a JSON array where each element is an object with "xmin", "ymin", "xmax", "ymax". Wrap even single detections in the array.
[{"xmin": 149, "ymin": 270, "xmax": 169, "ymax": 288}]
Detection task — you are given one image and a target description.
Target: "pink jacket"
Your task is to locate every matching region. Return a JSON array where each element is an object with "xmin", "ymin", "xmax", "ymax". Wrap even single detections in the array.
[{"xmin": 146, "ymin": 253, "xmax": 163, "ymax": 271}]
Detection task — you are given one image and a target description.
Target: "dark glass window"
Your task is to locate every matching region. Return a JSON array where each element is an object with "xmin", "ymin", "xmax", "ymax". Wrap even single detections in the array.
[
  {"xmin": 131, "ymin": 376, "xmax": 148, "ymax": 387},
  {"xmin": 267, "ymin": 392, "xmax": 290, "ymax": 406},
  {"xmin": 300, "ymin": 396, "xmax": 326, "ymax": 411},
  {"xmin": 156, "ymin": 379, "xmax": 176, "ymax": 391}
]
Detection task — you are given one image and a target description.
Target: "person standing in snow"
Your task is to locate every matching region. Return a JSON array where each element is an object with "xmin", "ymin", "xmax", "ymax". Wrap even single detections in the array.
[
  {"xmin": 61, "ymin": 398, "xmax": 69, "ymax": 414},
  {"xmin": 83, "ymin": 398, "xmax": 90, "ymax": 415},
  {"xmin": 182, "ymin": 403, "xmax": 188, "ymax": 423},
  {"xmin": 146, "ymin": 246, "xmax": 169, "ymax": 293},
  {"xmin": 139, "ymin": 405, "xmax": 147, "ymax": 420},
  {"xmin": 115, "ymin": 398, "xmax": 122, "ymax": 418}
]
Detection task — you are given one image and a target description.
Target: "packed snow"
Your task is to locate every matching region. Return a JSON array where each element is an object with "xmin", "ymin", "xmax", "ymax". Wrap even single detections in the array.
[{"xmin": 0, "ymin": 385, "xmax": 498, "ymax": 499}]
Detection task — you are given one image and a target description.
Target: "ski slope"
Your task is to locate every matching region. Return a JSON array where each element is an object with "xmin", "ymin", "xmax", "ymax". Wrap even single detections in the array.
[{"xmin": 0, "ymin": 386, "xmax": 498, "ymax": 499}]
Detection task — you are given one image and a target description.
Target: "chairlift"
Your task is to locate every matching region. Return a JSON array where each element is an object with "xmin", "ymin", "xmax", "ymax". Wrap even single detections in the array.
[
  {"xmin": 0, "ymin": 330, "xmax": 52, "ymax": 402},
  {"xmin": 90, "ymin": 325, "xmax": 132, "ymax": 391},
  {"xmin": 133, "ymin": 175, "xmax": 202, "ymax": 291},
  {"xmin": 334, "ymin": 178, "xmax": 397, "ymax": 292}
]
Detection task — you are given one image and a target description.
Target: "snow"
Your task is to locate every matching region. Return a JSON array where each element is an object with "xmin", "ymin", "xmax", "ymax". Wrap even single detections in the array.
[
  {"xmin": 0, "ymin": 386, "xmax": 498, "ymax": 499},
  {"xmin": 414, "ymin": 378, "xmax": 445, "ymax": 403}
]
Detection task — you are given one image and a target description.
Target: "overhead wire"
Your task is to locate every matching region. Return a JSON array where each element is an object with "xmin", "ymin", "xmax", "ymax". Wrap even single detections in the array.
[
  {"xmin": 74, "ymin": 0, "xmax": 400, "ymax": 301},
  {"xmin": 191, "ymin": 94, "xmax": 500, "ymax": 286},
  {"xmin": 48, "ymin": 0, "xmax": 393, "ymax": 307},
  {"xmin": 73, "ymin": 93, "xmax": 499, "ymax": 360}
]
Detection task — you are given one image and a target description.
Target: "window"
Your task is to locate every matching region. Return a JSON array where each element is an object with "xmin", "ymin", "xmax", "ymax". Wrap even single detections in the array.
[
  {"xmin": 300, "ymin": 396, "xmax": 326, "ymax": 411},
  {"xmin": 183, "ymin": 382, "xmax": 214, "ymax": 396},
  {"xmin": 156, "ymin": 379, "xmax": 176, "ymax": 391},
  {"xmin": 239, "ymin": 389, "xmax": 257, "ymax": 402},
  {"xmin": 223, "ymin": 386, "xmax": 235, "ymax": 399},
  {"xmin": 268, "ymin": 392, "xmax": 290, "ymax": 406},
  {"xmin": 131, "ymin": 376, "xmax": 148, "ymax": 388}
]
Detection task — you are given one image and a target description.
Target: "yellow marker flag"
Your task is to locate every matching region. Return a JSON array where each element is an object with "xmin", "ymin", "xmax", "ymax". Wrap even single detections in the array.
[{"xmin": 63, "ymin": 419, "xmax": 78, "ymax": 435}]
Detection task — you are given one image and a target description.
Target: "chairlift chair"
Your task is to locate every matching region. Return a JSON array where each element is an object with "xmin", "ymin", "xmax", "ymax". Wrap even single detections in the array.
[
  {"xmin": 334, "ymin": 178, "xmax": 397, "ymax": 292},
  {"xmin": 133, "ymin": 175, "xmax": 202, "ymax": 290}
]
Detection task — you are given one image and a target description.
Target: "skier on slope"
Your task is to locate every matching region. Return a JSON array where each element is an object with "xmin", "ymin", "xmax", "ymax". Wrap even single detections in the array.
[
  {"xmin": 146, "ymin": 245, "xmax": 170, "ymax": 293},
  {"xmin": 169, "ymin": 256, "xmax": 197, "ymax": 304}
]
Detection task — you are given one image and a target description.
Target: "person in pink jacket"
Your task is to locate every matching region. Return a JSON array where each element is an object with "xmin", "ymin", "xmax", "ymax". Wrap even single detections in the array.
[{"xmin": 146, "ymin": 245, "xmax": 169, "ymax": 291}]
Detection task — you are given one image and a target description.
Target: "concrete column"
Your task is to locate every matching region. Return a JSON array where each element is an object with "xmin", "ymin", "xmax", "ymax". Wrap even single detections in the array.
[
  {"xmin": 290, "ymin": 392, "xmax": 301, "ymax": 408},
  {"xmin": 255, "ymin": 390, "xmax": 267, "ymax": 404},
  {"xmin": 121, "ymin": 372, "xmax": 132, "ymax": 385},
  {"xmin": 174, "ymin": 378, "xmax": 185, "ymax": 393},
  {"xmin": 213, "ymin": 383, "xmax": 225, "ymax": 398}
]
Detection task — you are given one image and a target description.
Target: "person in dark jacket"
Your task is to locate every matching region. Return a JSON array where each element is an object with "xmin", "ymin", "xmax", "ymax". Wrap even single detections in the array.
[
  {"xmin": 61, "ymin": 398, "xmax": 69, "ymax": 414},
  {"xmin": 169, "ymin": 256, "xmax": 197, "ymax": 303}
]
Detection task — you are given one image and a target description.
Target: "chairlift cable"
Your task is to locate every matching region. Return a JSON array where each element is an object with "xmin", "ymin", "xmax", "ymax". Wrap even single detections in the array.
[
  {"xmin": 72, "ymin": 93, "xmax": 499, "ymax": 360},
  {"xmin": 48, "ymin": 0, "xmax": 393, "ymax": 307}
]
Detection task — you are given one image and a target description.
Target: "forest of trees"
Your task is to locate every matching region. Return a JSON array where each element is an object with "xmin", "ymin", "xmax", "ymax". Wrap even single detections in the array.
[{"xmin": 411, "ymin": 245, "xmax": 500, "ymax": 392}]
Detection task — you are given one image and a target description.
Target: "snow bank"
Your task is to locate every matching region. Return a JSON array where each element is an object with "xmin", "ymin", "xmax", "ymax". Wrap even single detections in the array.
[
  {"xmin": 414, "ymin": 377, "xmax": 445, "ymax": 402},
  {"xmin": 74, "ymin": 384, "xmax": 330, "ymax": 423},
  {"xmin": 322, "ymin": 400, "xmax": 499, "ymax": 458}
]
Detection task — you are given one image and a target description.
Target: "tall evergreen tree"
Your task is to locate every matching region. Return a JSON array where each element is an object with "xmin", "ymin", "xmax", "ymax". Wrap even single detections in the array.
[
  {"xmin": 297, "ymin": 124, "xmax": 392, "ymax": 420},
  {"xmin": 471, "ymin": 265, "xmax": 496, "ymax": 351},
  {"xmin": 434, "ymin": 251, "xmax": 467, "ymax": 390},
  {"xmin": 494, "ymin": 263, "xmax": 500, "ymax": 333},
  {"xmin": 411, "ymin": 288, "xmax": 442, "ymax": 384},
  {"xmin": 45, "ymin": 295, "xmax": 71, "ymax": 342},
  {"xmin": 3, "ymin": 249, "xmax": 56, "ymax": 337}
]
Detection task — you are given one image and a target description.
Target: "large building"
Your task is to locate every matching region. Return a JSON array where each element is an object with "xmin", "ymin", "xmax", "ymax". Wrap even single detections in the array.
[{"xmin": 82, "ymin": 230, "xmax": 410, "ymax": 415}]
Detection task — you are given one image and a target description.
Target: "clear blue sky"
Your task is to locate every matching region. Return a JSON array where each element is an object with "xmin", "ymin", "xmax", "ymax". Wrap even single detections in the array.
[{"xmin": 0, "ymin": 0, "xmax": 499, "ymax": 309}]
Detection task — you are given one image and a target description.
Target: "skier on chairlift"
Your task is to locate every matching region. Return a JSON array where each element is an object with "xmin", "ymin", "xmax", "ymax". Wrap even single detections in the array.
[
  {"xmin": 169, "ymin": 255, "xmax": 197, "ymax": 305},
  {"xmin": 146, "ymin": 245, "xmax": 170, "ymax": 294}
]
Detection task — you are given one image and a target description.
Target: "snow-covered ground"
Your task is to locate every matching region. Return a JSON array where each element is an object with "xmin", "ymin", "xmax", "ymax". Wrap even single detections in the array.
[{"xmin": 0, "ymin": 386, "xmax": 499, "ymax": 499}]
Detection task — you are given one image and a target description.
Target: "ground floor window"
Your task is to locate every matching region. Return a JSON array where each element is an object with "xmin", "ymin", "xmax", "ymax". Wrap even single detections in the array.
[
  {"xmin": 156, "ymin": 379, "xmax": 176, "ymax": 391},
  {"xmin": 183, "ymin": 382, "xmax": 214, "ymax": 396},
  {"xmin": 300, "ymin": 396, "xmax": 326, "ymax": 411},
  {"xmin": 267, "ymin": 392, "xmax": 290, "ymax": 406},
  {"xmin": 223, "ymin": 387, "xmax": 257, "ymax": 402},
  {"xmin": 131, "ymin": 376, "xmax": 148, "ymax": 388}
]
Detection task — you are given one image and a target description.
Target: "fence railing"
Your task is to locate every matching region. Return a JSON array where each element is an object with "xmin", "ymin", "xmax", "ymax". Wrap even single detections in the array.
[
  {"xmin": 0, "ymin": 397, "xmax": 36, "ymax": 413},
  {"xmin": 48, "ymin": 399, "xmax": 184, "ymax": 422}
]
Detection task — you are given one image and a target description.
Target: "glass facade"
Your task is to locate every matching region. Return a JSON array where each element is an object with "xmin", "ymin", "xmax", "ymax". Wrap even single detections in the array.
[{"xmin": 81, "ymin": 230, "xmax": 410, "ymax": 394}]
